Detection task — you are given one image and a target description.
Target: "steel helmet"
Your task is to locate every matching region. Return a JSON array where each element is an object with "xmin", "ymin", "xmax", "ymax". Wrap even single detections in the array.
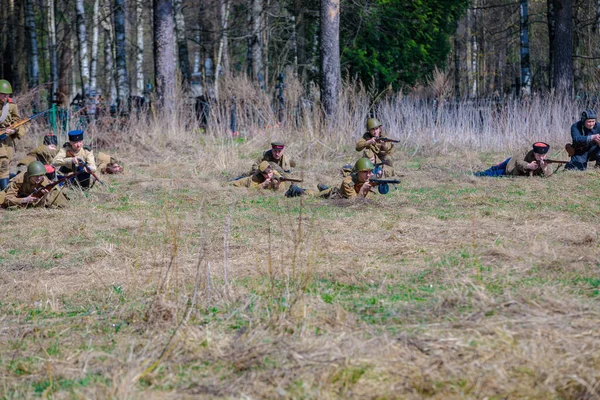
[
  {"xmin": 366, "ymin": 118, "xmax": 382, "ymax": 131},
  {"xmin": 27, "ymin": 161, "xmax": 47, "ymax": 177},
  {"xmin": 354, "ymin": 157, "xmax": 374, "ymax": 172},
  {"xmin": 0, "ymin": 79, "xmax": 13, "ymax": 94}
]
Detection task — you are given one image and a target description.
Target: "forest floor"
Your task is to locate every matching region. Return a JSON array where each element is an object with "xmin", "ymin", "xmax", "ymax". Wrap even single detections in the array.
[{"xmin": 1, "ymin": 142, "xmax": 599, "ymax": 399}]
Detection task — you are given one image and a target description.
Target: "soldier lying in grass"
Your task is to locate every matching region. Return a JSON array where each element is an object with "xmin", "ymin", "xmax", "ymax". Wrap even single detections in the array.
[
  {"xmin": 232, "ymin": 161, "xmax": 283, "ymax": 191},
  {"xmin": 0, "ymin": 161, "xmax": 68, "ymax": 208},
  {"xmin": 474, "ymin": 142, "xmax": 556, "ymax": 177}
]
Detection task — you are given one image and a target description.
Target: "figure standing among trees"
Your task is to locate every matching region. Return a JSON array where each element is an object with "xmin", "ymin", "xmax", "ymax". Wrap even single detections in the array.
[{"xmin": 0, "ymin": 80, "xmax": 28, "ymax": 190}]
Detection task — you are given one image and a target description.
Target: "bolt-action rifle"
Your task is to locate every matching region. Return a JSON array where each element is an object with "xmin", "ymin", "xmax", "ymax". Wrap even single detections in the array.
[
  {"xmin": 67, "ymin": 150, "xmax": 105, "ymax": 186},
  {"xmin": 0, "ymin": 110, "xmax": 51, "ymax": 142},
  {"xmin": 273, "ymin": 176, "xmax": 303, "ymax": 183},
  {"xmin": 31, "ymin": 172, "xmax": 78, "ymax": 199},
  {"xmin": 374, "ymin": 137, "xmax": 401, "ymax": 143}
]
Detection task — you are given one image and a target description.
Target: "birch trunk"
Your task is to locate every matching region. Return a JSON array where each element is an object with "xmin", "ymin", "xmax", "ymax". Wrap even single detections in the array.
[
  {"xmin": 48, "ymin": 0, "xmax": 59, "ymax": 99},
  {"xmin": 136, "ymin": 0, "xmax": 144, "ymax": 96},
  {"xmin": 193, "ymin": 22, "xmax": 201, "ymax": 74},
  {"xmin": 320, "ymin": 0, "xmax": 341, "ymax": 117},
  {"xmin": 102, "ymin": 0, "xmax": 117, "ymax": 106},
  {"xmin": 214, "ymin": 0, "xmax": 231, "ymax": 101},
  {"xmin": 114, "ymin": 0, "xmax": 130, "ymax": 112},
  {"xmin": 25, "ymin": 0, "xmax": 39, "ymax": 87},
  {"xmin": 154, "ymin": 0, "xmax": 177, "ymax": 110},
  {"xmin": 173, "ymin": 0, "xmax": 191, "ymax": 84},
  {"xmin": 90, "ymin": 0, "xmax": 100, "ymax": 94},
  {"xmin": 520, "ymin": 0, "xmax": 531, "ymax": 96},
  {"xmin": 75, "ymin": 0, "xmax": 90, "ymax": 96},
  {"xmin": 250, "ymin": 0, "xmax": 264, "ymax": 81}
]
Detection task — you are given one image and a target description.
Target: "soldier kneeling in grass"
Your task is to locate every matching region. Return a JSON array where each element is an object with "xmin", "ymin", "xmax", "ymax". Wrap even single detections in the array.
[
  {"xmin": 232, "ymin": 161, "xmax": 283, "ymax": 191},
  {"xmin": 0, "ymin": 161, "xmax": 68, "ymax": 208},
  {"xmin": 474, "ymin": 142, "xmax": 557, "ymax": 178}
]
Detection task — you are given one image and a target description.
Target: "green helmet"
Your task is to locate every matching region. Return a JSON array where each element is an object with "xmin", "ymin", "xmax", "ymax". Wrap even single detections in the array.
[
  {"xmin": 366, "ymin": 118, "xmax": 382, "ymax": 131},
  {"xmin": 27, "ymin": 161, "xmax": 46, "ymax": 177},
  {"xmin": 355, "ymin": 157, "xmax": 374, "ymax": 172},
  {"xmin": 0, "ymin": 79, "xmax": 13, "ymax": 94}
]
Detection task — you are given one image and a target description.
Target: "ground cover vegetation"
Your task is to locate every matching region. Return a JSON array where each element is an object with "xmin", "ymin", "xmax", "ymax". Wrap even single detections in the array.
[{"xmin": 1, "ymin": 80, "xmax": 600, "ymax": 398}]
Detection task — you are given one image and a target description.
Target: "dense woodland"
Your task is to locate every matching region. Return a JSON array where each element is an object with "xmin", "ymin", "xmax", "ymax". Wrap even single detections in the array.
[{"xmin": 0, "ymin": 0, "xmax": 598, "ymax": 117}]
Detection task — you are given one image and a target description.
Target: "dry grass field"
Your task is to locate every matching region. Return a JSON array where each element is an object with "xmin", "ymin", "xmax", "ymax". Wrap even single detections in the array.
[{"xmin": 1, "ymin": 90, "xmax": 600, "ymax": 398}]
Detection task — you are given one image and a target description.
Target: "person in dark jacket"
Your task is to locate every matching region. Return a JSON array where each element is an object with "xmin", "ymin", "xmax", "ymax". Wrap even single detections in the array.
[{"xmin": 565, "ymin": 109, "xmax": 600, "ymax": 170}]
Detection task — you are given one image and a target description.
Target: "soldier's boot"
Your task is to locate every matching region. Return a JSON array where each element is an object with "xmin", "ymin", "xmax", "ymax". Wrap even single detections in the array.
[
  {"xmin": 317, "ymin": 183, "xmax": 329, "ymax": 192},
  {"xmin": 0, "ymin": 178, "xmax": 8, "ymax": 190},
  {"xmin": 285, "ymin": 184, "xmax": 305, "ymax": 198}
]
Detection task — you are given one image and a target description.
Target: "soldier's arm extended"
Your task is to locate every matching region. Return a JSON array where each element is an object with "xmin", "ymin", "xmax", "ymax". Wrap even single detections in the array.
[
  {"xmin": 355, "ymin": 135, "xmax": 371, "ymax": 151},
  {"xmin": 51, "ymin": 148, "xmax": 73, "ymax": 169}
]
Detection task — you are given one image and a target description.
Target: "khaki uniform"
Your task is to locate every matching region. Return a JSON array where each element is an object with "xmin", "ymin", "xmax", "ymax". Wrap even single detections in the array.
[
  {"xmin": 0, "ymin": 171, "xmax": 68, "ymax": 208},
  {"xmin": 96, "ymin": 152, "xmax": 120, "ymax": 173},
  {"xmin": 0, "ymin": 102, "xmax": 28, "ymax": 179},
  {"xmin": 356, "ymin": 131, "xmax": 394, "ymax": 166},
  {"xmin": 251, "ymin": 150, "xmax": 293, "ymax": 175},
  {"xmin": 232, "ymin": 170, "xmax": 283, "ymax": 190},
  {"xmin": 505, "ymin": 150, "xmax": 553, "ymax": 177},
  {"xmin": 18, "ymin": 144, "xmax": 58, "ymax": 167},
  {"xmin": 319, "ymin": 174, "xmax": 371, "ymax": 199},
  {"xmin": 52, "ymin": 144, "xmax": 97, "ymax": 172}
]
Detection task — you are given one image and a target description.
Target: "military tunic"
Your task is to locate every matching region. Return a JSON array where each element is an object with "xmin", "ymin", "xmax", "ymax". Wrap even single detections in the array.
[
  {"xmin": 251, "ymin": 150, "xmax": 293, "ymax": 175},
  {"xmin": 355, "ymin": 131, "xmax": 394, "ymax": 166},
  {"xmin": 52, "ymin": 145, "xmax": 97, "ymax": 172},
  {"xmin": 0, "ymin": 171, "xmax": 68, "ymax": 208},
  {"xmin": 232, "ymin": 170, "xmax": 283, "ymax": 190},
  {"xmin": 0, "ymin": 102, "xmax": 28, "ymax": 179},
  {"xmin": 319, "ymin": 174, "xmax": 371, "ymax": 199},
  {"xmin": 505, "ymin": 150, "xmax": 553, "ymax": 177},
  {"xmin": 18, "ymin": 144, "xmax": 58, "ymax": 167},
  {"xmin": 96, "ymin": 152, "xmax": 121, "ymax": 173}
]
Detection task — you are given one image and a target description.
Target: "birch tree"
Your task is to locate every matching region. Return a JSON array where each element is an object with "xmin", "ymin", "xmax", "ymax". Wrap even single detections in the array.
[
  {"xmin": 250, "ymin": 0, "xmax": 264, "ymax": 81},
  {"xmin": 135, "ymin": 0, "xmax": 145, "ymax": 97},
  {"xmin": 173, "ymin": 0, "xmax": 191, "ymax": 84},
  {"xmin": 48, "ymin": 0, "xmax": 59, "ymax": 99},
  {"xmin": 75, "ymin": 0, "xmax": 90, "ymax": 96},
  {"xmin": 90, "ymin": 0, "xmax": 100, "ymax": 94},
  {"xmin": 154, "ymin": 0, "xmax": 177, "ymax": 110},
  {"xmin": 25, "ymin": 0, "xmax": 39, "ymax": 87},
  {"xmin": 214, "ymin": 0, "xmax": 231, "ymax": 100},
  {"xmin": 520, "ymin": 0, "xmax": 531, "ymax": 96},
  {"xmin": 320, "ymin": 0, "xmax": 341, "ymax": 117},
  {"xmin": 114, "ymin": 0, "xmax": 130, "ymax": 111}
]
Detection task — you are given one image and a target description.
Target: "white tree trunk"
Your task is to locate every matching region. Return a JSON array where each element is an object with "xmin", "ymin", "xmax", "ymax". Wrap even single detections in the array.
[
  {"xmin": 90, "ymin": 0, "xmax": 100, "ymax": 94},
  {"xmin": 101, "ymin": 0, "xmax": 117, "ymax": 106},
  {"xmin": 48, "ymin": 0, "xmax": 59, "ymax": 97},
  {"xmin": 75, "ymin": 0, "xmax": 90, "ymax": 96},
  {"xmin": 173, "ymin": 0, "xmax": 191, "ymax": 83},
  {"xmin": 114, "ymin": 0, "xmax": 130, "ymax": 112},
  {"xmin": 251, "ymin": 0, "xmax": 264, "ymax": 81},
  {"xmin": 136, "ymin": 0, "xmax": 145, "ymax": 96},
  {"xmin": 214, "ymin": 0, "xmax": 231, "ymax": 101},
  {"xmin": 193, "ymin": 22, "xmax": 201, "ymax": 74},
  {"xmin": 154, "ymin": 0, "xmax": 177, "ymax": 110},
  {"xmin": 25, "ymin": 0, "xmax": 39, "ymax": 87}
]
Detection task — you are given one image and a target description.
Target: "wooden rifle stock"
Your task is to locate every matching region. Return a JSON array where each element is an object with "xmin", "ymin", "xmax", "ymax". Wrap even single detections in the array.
[
  {"xmin": 0, "ymin": 110, "xmax": 51, "ymax": 141},
  {"xmin": 544, "ymin": 159, "xmax": 569, "ymax": 164},
  {"xmin": 67, "ymin": 150, "xmax": 105, "ymax": 186},
  {"xmin": 275, "ymin": 176, "xmax": 303, "ymax": 183}
]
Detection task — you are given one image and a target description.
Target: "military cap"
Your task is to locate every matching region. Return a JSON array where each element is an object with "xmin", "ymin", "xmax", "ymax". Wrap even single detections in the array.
[
  {"xmin": 68, "ymin": 130, "xmax": 84, "ymax": 142},
  {"xmin": 258, "ymin": 161, "xmax": 272, "ymax": 173},
  {"xmin": 271, "ymin": 141, "xmax": 285, "ymax": 149},
  {"xmin": 532, "ymin": 142, "xmax": 550, "ymax": 154}
]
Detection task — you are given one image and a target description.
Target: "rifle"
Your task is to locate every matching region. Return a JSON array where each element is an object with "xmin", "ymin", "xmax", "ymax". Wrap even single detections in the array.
[
  {"xmin": 67, "ymin": 150, "xmax": 105, "ymax": 186},
  {"xmin": 274, "ymin": 176, "xmax": 303, "ymax": 183},
  {"xmin": 369, "ymin": 178, "xmax": 401, "ymax": 194},
  {"xmin": 0, "ymin": 110, "xmax": 51, "ymax": 142},
  {"xmin": 31, "ymin": 172, "xmax": 77, "ymax": 199},
  {"xmin": 374, "ymin": 137, "xmax": 401, "ymax": 143},
  {"xmin": 544, "ymin": 159, "xmax": 569, "ymax": 164}
]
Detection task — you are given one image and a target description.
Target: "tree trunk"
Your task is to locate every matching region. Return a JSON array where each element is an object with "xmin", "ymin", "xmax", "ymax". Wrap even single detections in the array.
[
  {"xmin": 215, "ymin": 0, "xmax": 231, "ymax": 101},
  {"xmin": 193, "ymin": 22, "xmax": 201, "ymax": 74},
  {"xmin": 551, "ymin": 0, "xmax": 573, "ymax": 95},
  {"xmin": 454, "ymin": 29, "xmax": 460, "ymax": 99},
  {"xmin": 114, "ymin": 0, "xmax": 130, "ymax": 112},
  {"xmin": 16, "ymin": 1, "xmax": 28, "ymax": 91},
  {"xmin": 101, "ymin": 0, "xmax": 117, "ymax": 106},
  {"xmin": 470, "ymin": 3, "xmax": 478, "ymax": 98},
  {"xmin": 320, "ymin": 0, "xmax": 341, "ymax": 117},
  {"xmin": 25, "ymin": 0, "xmax": 39, "ymax": 88},
  {"xmin": 136, "ymin": 0, "xmax": 145, "ymax": 96},
  {"xmin": 90, "ymin": 0, "xmax": 100, "ymax": 94},
  {"xmin": 154, "ymin": 0, "xmax": 177, "ymax": 110},
  {"xmin": 520, "ymin": 0, "xmax": 531, "ymax": 96},
  {"xmin": 48, "ymin": 0, "xmax": 59, "ymax": 100},
  {"xmin": 75, "ymin": 0, "xmax": 90, "ymax": 96},
  {"xmin": 173, "ymin": 0, "xmax": 191, "ymax": 84},
  {"xmin": 293, "ymin": 0, "xmax": 307, "ymax": 80},
  {"xmin": 250, "ymin": 0, "xmax": 264, "ymax": 81}
]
